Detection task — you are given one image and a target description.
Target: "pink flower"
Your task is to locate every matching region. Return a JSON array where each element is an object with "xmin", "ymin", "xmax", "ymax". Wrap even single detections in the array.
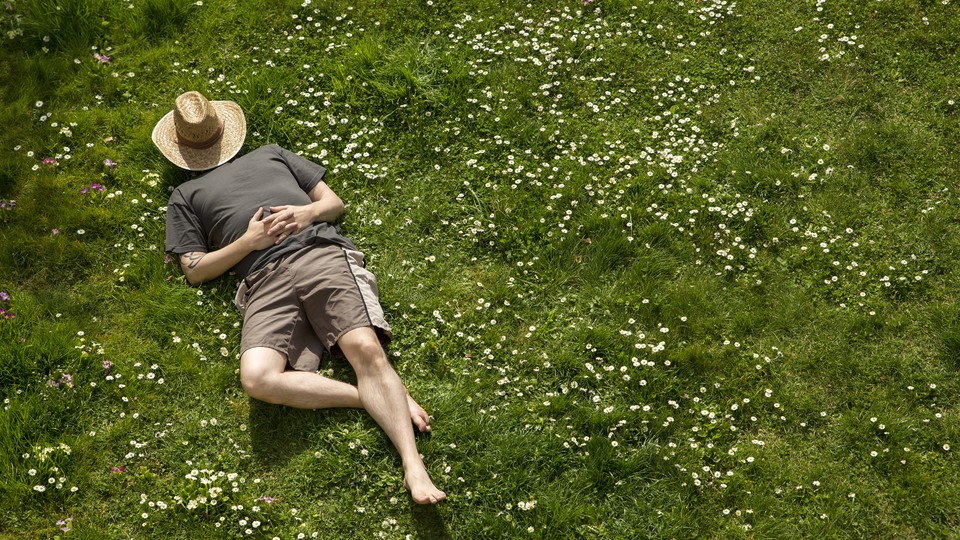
[
  {"xmin": 93, "ymin": 52, "xmax": 112, "ymax": 65},
  {"xmin": 56, "ymin": 518, "xmax": 73, "ymax": 532}
]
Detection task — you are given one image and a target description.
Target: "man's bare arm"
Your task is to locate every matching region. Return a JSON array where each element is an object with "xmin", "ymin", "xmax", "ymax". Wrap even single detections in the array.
[
  {"xmin": 306, "ymin": 180, "xmax": 345, "ymax": 221},
  {"xmin": 178, "ymin": 208, "xmax": 279, "ymax": 285},
  {"xmin": 183, "ymin": 252, "xmax": 206, "ymax": 270}
]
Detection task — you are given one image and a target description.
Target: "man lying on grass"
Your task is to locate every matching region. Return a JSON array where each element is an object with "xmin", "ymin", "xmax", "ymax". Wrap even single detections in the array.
[{"xmin": 154, "ymin": 91, "xmax": 446, "ymax": 505}]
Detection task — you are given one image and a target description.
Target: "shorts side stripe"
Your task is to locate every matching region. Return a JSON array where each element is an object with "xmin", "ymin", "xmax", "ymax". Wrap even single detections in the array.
[{"xmin": 341, "ymin": 248, "xmax": 374, "ymax": 327}]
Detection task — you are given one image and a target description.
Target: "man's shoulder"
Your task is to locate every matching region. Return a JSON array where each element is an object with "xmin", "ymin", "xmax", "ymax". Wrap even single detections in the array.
[
  {"xmin": 247, "ymin": 143, "xmax": 287, "ymax": 157},
  {"xmin": 227, "ymin": 144, "xmax": 293, "ymax": 166},
  {"xmin": 194, "ymin": 145, "xmax": 286, "ymax": 177}
]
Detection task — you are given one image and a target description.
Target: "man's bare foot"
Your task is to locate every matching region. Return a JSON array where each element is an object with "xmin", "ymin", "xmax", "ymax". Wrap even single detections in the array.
[
  {"xmin": 406, "ymin": 394, "xmax": 431, "ymax": 433},
  {"xmin": 404, "ymin": 467, "xmax": 447, "ymax": 504}
]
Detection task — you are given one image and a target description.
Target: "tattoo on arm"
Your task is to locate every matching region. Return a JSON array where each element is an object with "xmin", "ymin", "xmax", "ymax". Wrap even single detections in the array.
[{"xmin": 182, "ymin": 252, "xmax": 206, "ymax": 270}]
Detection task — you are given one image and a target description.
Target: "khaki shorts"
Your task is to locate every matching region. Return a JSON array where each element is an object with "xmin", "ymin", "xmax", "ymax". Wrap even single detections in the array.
[{"xmin": 234, "ymin": 243, "xmax": 392, "ymax": 372}]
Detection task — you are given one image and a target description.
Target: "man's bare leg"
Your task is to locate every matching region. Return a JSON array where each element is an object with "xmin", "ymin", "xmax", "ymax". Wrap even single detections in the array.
[
  {"xmin": 337, "ymin": 328, "xmax": 446, "ymax": 505},
  {"xmin": 240, "ymin": 347, "xmax": 432, "ymax": 432}
]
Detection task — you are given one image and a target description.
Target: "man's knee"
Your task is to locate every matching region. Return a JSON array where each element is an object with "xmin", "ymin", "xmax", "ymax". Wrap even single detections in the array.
[
  {"xmin": 339, "ymin": 329, "xmax": 389, "ymax": 369},
  {"xmin": 240, "ymin": 368, "xmax": 270, "ymax": 400},
  {"xmin": 239, "ymin": 348, "xmax": 286, "ymax": 401},
  {"xmin": 355, "ymin": 338, "xmax": 386, "ymax": 361}
]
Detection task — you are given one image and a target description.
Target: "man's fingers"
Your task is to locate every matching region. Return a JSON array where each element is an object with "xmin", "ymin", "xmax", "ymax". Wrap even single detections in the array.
[
  {"xmin": 264, "ymin": 211, "xmax": 293, "ymax": 225},
  {"xmin": 267, "ymin": 221, "xmax": 296, "ymax": 236},
  {"xmin": 258, "ymin": 207, "xmax": 301, "ymax": 237},
  {"xmin": 267, "ymin": 206, "xmax": 292, "ymax": 220},
  {"xmin": 261, "ymin": 212, "xmax": 280, "ymax": 225}
]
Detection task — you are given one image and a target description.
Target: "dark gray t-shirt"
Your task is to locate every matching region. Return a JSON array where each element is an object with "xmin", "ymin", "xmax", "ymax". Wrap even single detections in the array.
[{"xmin": 165, "ymin": 144, "xmax": 356, "ymax": 280}]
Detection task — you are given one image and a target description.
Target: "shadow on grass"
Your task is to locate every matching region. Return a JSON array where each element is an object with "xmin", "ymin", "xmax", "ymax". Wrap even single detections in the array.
[
  {"xmin": 246, "ymin": 355, "xmax": 365, "ymax": 467},
  {"xmin": 409, "ymin": 502, "xmax": 452, "ymax": 540},
  {"xmin": 247, "ymin": 399, "xmax": 358, "ymax": 468}
]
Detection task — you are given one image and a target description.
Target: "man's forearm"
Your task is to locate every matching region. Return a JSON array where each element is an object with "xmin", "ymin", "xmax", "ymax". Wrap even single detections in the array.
[
  {"xmin": 308, "ymin": 197, "xmax": 344, "ymax": 223},
  {"xmin": 308, "ymin": 181, "xmax": 344, "ymax": 222},
  {"xmin": 181, "ymin": 236, "xmax": 257, "ymax": 286}
]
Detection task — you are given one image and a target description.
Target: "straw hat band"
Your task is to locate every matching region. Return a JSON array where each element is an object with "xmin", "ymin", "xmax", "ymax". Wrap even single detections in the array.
[{"xmin": 176, "ymin": 120, "xmax": 224, "ymax": 150}]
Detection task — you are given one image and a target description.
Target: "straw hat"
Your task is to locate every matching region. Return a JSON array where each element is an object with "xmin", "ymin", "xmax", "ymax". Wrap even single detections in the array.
[{"xmin": 152, "ymin": 91, "xmax": 246, "ymax": 171}]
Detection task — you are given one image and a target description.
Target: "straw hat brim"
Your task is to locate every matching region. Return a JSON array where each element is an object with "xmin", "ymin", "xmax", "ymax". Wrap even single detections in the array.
[{"xmin": 152, "ymin": 100, "xmax": 246, "ymax": 171}]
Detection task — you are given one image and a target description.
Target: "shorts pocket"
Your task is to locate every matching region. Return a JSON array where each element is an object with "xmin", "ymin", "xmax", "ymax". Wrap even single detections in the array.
[{"xmin": 235, "ymin": 260, "xmax": 283, "ymax": 311}]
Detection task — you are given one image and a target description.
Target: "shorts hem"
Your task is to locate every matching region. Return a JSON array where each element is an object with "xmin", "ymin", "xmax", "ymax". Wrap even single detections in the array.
[
  {"xmin": 328, "ymin": 323, "xmax": 393, "ymax": 356},
  {"xmin": 238, "ymin": 344, "xmax": 303, "ymax": 370}
]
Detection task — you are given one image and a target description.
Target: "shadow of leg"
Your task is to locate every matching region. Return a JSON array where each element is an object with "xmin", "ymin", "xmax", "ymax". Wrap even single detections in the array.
[
  {"xmin": 247, "ymin": 399, "xmax": 339, "ymax": 468},
  {"xmin": 410, "ymin": 502, "xmax": 451, "ymax": 540}
]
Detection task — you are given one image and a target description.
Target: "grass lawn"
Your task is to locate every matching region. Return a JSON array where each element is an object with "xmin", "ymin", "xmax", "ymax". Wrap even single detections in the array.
[{"xmin": 1, "ymin": 0, "xmax": 960, "ymax": 537}]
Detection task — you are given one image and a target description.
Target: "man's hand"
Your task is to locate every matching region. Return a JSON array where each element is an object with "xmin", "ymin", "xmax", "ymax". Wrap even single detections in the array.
[
  {"xmin": 262, "ymin": 204, "xmax": 314, "ymax": 241},
  {"xmin": 244, "ymin": 207, "xmax": 285, "ymax": 249},
  {"xmin": 259, "ymin": 181, "xmax": 345, "ymax": 243}
]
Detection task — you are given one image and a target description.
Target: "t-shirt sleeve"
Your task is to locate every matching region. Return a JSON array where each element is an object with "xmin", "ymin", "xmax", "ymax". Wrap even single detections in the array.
[
  {"xmin": 165, "ymin": 190, "xmax": 208, "ymax": 254},
  {"xmin": 276, "ymin": 146, "xmax": 327, "ymax": 193}
]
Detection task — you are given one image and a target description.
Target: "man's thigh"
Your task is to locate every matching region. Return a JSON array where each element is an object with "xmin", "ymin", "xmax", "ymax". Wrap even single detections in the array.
[
  {"xmin": 238, "ymin": 262, "xmax": 325, "ymax": 372},
  {"xmin": 293, "ymin": 246, "xmax": 393, "ymax": 355}
]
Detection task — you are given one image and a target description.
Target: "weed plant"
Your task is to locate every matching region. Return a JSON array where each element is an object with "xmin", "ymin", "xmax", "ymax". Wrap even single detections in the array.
[{"xmin": 1, "ymin": 0, "xmax": 960, "ymax": 538}]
